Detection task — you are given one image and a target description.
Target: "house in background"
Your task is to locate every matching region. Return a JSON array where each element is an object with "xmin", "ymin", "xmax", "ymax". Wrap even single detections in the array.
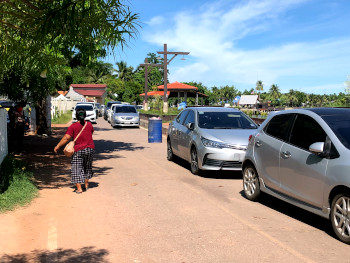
[
  {"xmin": 238, "ymin": 95, "xmax": 259, "ymax": 108},
  {"xmin": 65, "ymin": 84, "xmax": 107, "ymax": 104}
]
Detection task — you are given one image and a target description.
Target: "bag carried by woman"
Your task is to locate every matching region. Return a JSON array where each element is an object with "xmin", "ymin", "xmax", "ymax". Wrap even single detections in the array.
[{"xmin": 63, "ymin": 122, "xmax": 87, "ymax": 157}]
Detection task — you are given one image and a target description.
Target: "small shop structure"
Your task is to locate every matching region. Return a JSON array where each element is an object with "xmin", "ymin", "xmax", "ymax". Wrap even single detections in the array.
[{"xmin": 140, "ymin": 81, "xmax": 207, "ymax": 106}]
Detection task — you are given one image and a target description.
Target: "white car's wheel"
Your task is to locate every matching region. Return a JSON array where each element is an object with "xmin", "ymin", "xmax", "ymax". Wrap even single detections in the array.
[
  {"xmin": 331, "ymin": 193, "xmax": 350, "ymax": 244},
  {"xmin": 243, "ymin": 164, "xmax": 261, "ymax": 201}
]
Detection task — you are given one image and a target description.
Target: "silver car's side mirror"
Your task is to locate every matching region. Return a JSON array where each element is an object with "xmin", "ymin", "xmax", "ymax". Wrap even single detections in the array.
[
  {"xmin": 186, "ymin": 122, "xmax": 194, "ymax": 130},
  {"xmin": 309, "ymin": 142, "xmax": 324, "ymax": 154}
]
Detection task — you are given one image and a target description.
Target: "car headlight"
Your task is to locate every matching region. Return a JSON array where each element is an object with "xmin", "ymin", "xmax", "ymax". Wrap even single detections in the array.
[{"xmin": 201, "ymin": 137, "xmax": 247, "ymax": 150}]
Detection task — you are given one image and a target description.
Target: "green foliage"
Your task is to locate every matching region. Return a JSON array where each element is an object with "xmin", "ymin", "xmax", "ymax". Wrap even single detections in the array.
[
  {"xmin": 0, "ymin": 156, "xmax": 38, "ymax": 212},
  {"xmin": 51, "ymin": 111, "xmax": 72, "ymax": 124}
]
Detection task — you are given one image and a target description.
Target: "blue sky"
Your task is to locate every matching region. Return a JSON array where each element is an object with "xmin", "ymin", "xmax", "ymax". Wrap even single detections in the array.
[{"xmin": 105, "ymin": 0, "xmax": 350, "ymax": 95}]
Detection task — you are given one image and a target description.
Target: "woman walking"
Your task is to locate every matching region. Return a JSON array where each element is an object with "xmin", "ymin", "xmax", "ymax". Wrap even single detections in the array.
[{"xmin": 54, "ymin": 109, "xmax": 95, "ymax": 194}]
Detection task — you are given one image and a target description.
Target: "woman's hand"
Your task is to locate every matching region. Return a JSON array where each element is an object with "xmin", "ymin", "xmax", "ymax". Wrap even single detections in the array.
[{"xmin": 54, "ymin": 145, "xmax": 60, "ymax": 154}]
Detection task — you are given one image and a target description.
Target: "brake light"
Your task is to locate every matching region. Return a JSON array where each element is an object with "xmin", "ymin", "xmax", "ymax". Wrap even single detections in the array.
[{"xmin": 248, "ymin": 135, "xmax": 253, "ymax": 141}]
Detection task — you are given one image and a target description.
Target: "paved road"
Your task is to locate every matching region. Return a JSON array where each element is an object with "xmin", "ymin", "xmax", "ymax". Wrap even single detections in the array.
[{"xmin": 0, "ymin": 119, "xmax": 349, "ymax": 262}]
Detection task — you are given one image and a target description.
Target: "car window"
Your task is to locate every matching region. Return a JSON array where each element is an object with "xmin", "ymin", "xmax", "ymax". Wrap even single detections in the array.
[
  {"xmin": 114, "ymin": 106, "xmax": 137, "ymax": 113},
  {"xmin": 197, "ymin": 111, "xmax": 257, "ymax": 129},
  {"xmin": 289, "ymin": 114, "xmax": 327, "ymax": 151},
  {"xmin": 183, "ymin": 110, "xmax": 195, "ymax": 126},
  {"xmin": 265, "ymin": 113, "xmax": 295, "ymax": 141},
  {"xmin": 321, "ymin": 114, "xmax": 350, "ymax": 150},
  {"xmin": 176, "ymin": 110, "xmax": 189, "ymax": 124},
  {"xmin": 75, "ymin": 105, "xmax": 93, "ymax": 111}
]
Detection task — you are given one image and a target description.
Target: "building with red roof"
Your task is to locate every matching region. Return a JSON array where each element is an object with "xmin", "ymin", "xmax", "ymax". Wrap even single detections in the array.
[
  {"xmin": 65, "ymin": 84, "xmax": 107, "ymax": 104},
  {"xmin": 140, "ymin": 81, "xmax": 207, "ymax": 105}
]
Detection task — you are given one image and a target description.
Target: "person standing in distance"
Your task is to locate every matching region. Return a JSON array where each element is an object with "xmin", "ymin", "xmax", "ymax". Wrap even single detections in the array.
[{"xmin": 54, "ymin": 109, "xmax": 95, "ymax": 194}]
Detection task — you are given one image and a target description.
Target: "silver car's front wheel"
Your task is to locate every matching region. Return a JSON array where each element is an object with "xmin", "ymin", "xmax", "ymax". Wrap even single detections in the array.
[
  {"xmin": 331, "ymin": 193, "xmax": 350, "ymax": 244},
  {"xmin": 190, "ymin": 147, "xmax": 199, "ymax": 175},
  {"xmin": 243, "ymin": 165, "xmax": 260, "ymax": 201},
  {"xmin": 167, "ymin": 139, "xmax": 174, "ymax": 161}
]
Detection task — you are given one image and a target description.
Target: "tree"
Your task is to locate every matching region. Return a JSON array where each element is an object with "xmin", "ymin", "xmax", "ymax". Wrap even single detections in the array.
[
  {"xmin": 115, "ymin": 61, "xmax": 134, "ymax": 82},
  {"xmin": 256, "ymin": 80, "xmax": 264, "ymax": 94},
  {"xmin": 0, "ymin": 0, "xmax": 140, "ymax": 134},
  {"xmin": 288, "ymin": 89, "xmax": 298, "ymax": 107},
  {"xmin": 269, "ymin": 84, "xmax": 281, "ymax": 106}
]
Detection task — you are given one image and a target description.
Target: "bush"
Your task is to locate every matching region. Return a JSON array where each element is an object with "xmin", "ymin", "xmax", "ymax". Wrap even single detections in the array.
[{"xmin": 0, "ymin": 156, "xmax": 38, "ymax": 212}]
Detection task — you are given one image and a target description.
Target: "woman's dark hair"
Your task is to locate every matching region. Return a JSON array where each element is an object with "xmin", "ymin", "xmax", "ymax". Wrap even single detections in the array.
[{"xmin": 76, "ymin": 109, "xmax": 86, "ymax": 125}]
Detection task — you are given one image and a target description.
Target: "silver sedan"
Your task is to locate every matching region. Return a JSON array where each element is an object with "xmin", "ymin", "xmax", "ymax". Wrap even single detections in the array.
[
  {"xmin": 167, "ymin": 107, "xmax": 258, "ymax": 174},
  {"xmin": 110, "ymin": 105, "xmax": 139, "ymax": 128}
]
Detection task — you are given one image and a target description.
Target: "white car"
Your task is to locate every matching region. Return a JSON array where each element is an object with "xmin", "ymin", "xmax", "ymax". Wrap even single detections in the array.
[
  {"xmin": 110, "ymin": 105, "xmax": 139, "ymax": 128},
  {"xmin": 72, "ymin": 103, "xmax": 97, "ymax": 123},
  {"xmin": 107, "ymin": 103, "xmax": 121, "ymax": 123}
]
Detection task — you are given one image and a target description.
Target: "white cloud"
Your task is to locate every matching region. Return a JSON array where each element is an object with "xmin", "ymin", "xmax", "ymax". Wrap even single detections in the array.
[{"xmin": 143, "ymin": 0, "xmax": 350, "ymax": 94}]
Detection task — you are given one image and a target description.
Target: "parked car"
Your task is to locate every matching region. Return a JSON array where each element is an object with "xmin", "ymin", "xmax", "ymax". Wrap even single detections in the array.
[
  {"xmin": 104, "ymin": 101, "xmax": 121, "ymax": 120},
  {"xmin": 95, "ymin": 103, "xmax": 102, "ymax": 117},
  {"xmin": 242, "ymin": 108, "xmax": 350, "ymax": 244},
  {"xmin": 107, "ymin": 103, "xmax": 120, "ymax": 123},
  {"xmin": 167, "ymin": 107, "xmax": 258, "ymax": 174},
  {"xmin": 72, "ymin": 103, "xmax": 96, "ymax": 123},
  {"xmin": 100, "ymin": 105, "xmax": 106, "ymax": 117},
  {"xmin": 76, "ymin": 102, "xmax": 98, "ymax": 119},
  {"xmin": 110, "ymin": 104, "xmax": 139, "ymax": 128}
]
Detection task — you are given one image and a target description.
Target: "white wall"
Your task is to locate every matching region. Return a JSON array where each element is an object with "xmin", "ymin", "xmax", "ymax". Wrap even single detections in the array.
[{"xmin": 0, "ymin": 108, "xmax": 8, "ymax": 165}]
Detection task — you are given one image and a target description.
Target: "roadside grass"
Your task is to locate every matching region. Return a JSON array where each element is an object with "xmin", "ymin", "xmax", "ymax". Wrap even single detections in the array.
[
  {"xmin": 0, "ymin": 156, "xmax": 38, "ymax": 213},
  {"xmin": 52, "ymin": 111, "xmax": 72, "ymax": 124}
]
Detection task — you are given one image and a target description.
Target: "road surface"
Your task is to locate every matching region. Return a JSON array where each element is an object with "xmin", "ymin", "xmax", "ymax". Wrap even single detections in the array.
[{"xmin": 0, "ymin": 119, "xmax": 348, "ymax": 262}]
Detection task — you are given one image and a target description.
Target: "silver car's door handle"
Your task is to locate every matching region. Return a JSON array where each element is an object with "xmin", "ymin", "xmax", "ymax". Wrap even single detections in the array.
[
  {"xmin": 255, "ymin": 140, "xmax": 262, "ymax": 147},
  {"xmin": 282, "ymin": 151, "xmax": 291, "ymax": 159}
]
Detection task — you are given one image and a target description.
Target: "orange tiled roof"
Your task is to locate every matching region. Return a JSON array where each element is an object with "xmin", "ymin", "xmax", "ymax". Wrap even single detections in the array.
[
  {"xmin": 140, "ymin": 91, "xmax": 170, "ymax": 96},
  {"xmin": 58, "ymin": 91, "xmax": 68, "ymax": 96},
  {"xmin": 157, "ymin": 81, "xmax": 198, "ymax": 91}
]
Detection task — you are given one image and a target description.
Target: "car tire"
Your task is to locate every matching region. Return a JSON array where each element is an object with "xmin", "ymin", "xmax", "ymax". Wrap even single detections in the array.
[
  {"xmin": 330, "ymin": 193, "xmax": 350, "ymax": 244},
  {"xmin": 190, "ymin": 146, "xmax": 200, "ymax": 175},
  {"xmin": 167, "ymin": 139, "xmax": 174, "ymax": 161},
  {"xmin": 243, "ymin": 164, "xmax": 261, "ymax": 201}
]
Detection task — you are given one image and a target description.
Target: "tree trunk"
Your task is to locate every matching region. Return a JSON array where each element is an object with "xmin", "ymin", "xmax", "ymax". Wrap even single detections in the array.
[{"xmin": 35, "ymin": 96, "xmax": 52, "ymax": 135}]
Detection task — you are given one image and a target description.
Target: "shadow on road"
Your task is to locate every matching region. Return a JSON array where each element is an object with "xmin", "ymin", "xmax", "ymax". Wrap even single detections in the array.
[
  {"xmin": 0, "ymin": 246, "xmax": 109, "ymax": 263},
  {"xmin": 171, "ymin": 156, "xmax": 243, "ymax": 180},
  {"xmin": 239, "ymin": 190, "xmax": 336, "ymax": 240}
]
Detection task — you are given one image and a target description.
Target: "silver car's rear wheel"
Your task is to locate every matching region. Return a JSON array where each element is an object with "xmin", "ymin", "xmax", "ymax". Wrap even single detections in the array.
[
  {"xmin": 331, "ymin": 193, "xmax": 350, "ymax": 244},
  {"xmin": 190, "ymin": 147, "xmax": 199, "ymax": 175},
  {"xmin": 243, "ymin": 164, "xmax": 260, "ymax": 201}
]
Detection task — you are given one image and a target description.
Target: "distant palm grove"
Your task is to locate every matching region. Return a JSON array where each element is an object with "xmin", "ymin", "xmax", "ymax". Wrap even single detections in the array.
[{"xmin": 71, "ymin": 55, "xmax": 350, "ymax": 109}]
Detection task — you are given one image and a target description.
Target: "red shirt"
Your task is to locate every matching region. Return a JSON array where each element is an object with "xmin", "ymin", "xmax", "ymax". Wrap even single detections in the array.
[{"xmin": 66, "ymin": 121, "xmax": 95, "ymax": 152}]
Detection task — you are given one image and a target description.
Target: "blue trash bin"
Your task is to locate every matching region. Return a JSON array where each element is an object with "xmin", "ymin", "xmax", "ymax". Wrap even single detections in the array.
[{"xmin": 148, "ymin": 118, "xmax": 162, "ymax": 143}]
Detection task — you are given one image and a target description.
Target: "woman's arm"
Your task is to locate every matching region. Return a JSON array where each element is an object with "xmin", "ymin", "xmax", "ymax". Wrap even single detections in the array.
[{"xmin": 54, "ymin": 134, "xmax": 72, "ymax": 153}]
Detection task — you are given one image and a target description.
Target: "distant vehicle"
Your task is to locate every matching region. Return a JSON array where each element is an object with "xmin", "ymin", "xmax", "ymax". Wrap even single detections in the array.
[
  {"xmin": 167, "ymin": 107, "xmax": 258, "ymax": 174},
  {"xmin": 104, "ymin": 101, "xmax": 121, "ymax": 120},
  {"xmin": 110, "ymin": 105, "xmax": 139, "ymax": 128},
  {"xmin": 72, "ymin": 103, "xmax": 96, "ymax": 123},
  {"xmin": 242, "ymin": 108, "xmax": 350, "ymax": 244},
  {"xmin": 100, "ymin": 105, "xmax": 106, "ymax": 117},
  {"xmin": 76, "ymin": 102, "xmax": 98, "ymax": 119},
  {"xmin": 136, "ymin": 105, "xmax": 143, "ymax": 110}
]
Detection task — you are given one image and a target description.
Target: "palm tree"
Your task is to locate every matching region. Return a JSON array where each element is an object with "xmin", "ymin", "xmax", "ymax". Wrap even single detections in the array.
[
  {"xmin": 256, "ymin": 80, "xmax": 264, "ymax": 93},
  {"xmin": 269, "ymin": 84, "xmax": 281, "ymax": 107},
  {"xmin": 288, "ymin": 89, "xmax": 298, "ymax": 107},
  {"xmin": 115, "ymin": 61, "xmax": 133, "ymax": 81}
]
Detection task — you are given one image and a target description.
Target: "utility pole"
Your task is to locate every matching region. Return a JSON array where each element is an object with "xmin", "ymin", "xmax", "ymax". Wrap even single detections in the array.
[
  {"xmin": 157, "ymin": 44, "xmax": 189, "ymax": 113},
  {"xmin": 140, "ymin": 58, "xmax": 162, "ymax": 111}
]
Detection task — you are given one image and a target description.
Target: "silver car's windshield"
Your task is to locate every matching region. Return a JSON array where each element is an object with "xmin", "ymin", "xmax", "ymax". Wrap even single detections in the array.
[
  {"xmin": 321, "ymin": 115, "xmax": 350, "ymax": 150},
  {"xmin": 114, "ymin": 106, "xmax": 137, "ymax": 113},
  {"xmin": 197, "ymin": 111, "xmax": 257, "ymax": 129}
]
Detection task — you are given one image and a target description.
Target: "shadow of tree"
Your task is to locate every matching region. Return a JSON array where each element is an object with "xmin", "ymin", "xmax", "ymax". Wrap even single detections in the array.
[
  {"xmin": 0, "ymin": 246, "xmax": 109, "ymax": 263},
  {"xmin": 239, "ymin": 190, "xmax": 336, "ymax": 240},
  {"xmin": 171, "ymin": 156, "xmax": 243, "ymax": 180}
]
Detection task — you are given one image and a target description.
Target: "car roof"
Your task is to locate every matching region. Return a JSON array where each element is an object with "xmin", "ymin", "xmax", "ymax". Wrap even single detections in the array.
[
  {"xmin": 305, "ymin": 107, "xmax": 350, "ymax": 117},
  {"xmin": 186, "ymin": 106, "xmax": 240, "ymax": 112}
]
